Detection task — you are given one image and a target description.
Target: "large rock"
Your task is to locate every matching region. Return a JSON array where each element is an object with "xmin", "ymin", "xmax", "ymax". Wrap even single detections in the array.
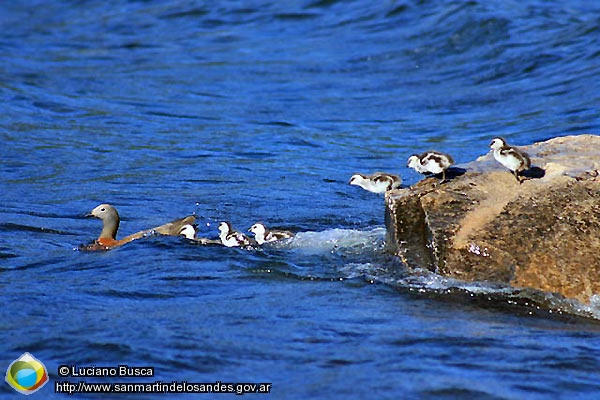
[{"xmin": 385, "ymin": 135, "xmax": 600, "ymax": 304}]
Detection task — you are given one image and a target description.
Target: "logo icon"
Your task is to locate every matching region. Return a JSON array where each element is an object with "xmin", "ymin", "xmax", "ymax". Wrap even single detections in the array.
[{"xmin": 5, "ymin": 353, "xmax": 49, "ymax": 395}]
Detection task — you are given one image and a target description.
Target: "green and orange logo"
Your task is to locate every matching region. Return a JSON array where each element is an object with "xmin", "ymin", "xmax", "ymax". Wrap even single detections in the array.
[{"xmin": 5, "ymin": 353, "xmax": 49, "ymax": 395}]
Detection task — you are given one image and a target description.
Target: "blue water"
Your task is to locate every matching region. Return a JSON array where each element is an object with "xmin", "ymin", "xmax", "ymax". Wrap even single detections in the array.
[{"xmin": 2, "ymin": 0, "xmax": 600, "ymax": 398}]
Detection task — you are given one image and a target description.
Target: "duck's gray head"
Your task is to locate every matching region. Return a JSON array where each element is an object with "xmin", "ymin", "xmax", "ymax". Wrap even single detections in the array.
[
  {"xmin": 86, "ymin": 203, "xmax": 120, "ymax": 240},
  {"xmin": 86, "ymin": 204, "xmax": 119, "ymax": 221}
]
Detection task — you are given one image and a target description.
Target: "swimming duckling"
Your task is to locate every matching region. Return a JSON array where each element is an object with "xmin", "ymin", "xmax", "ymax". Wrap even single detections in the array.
[
  {"xmin": 248, "ymin": 222, "xmax": 294, "ymax": 245},
  {"xmin": 179, "ymin": 224, "xmax": 197, "ymax": 240},
  {"xmin": 218, "ymin": 221, "xmax": 255, "ymax": 248},
  {"xmin": 179, "ymin": 223, "xmax": 222, "ymax": 245}
]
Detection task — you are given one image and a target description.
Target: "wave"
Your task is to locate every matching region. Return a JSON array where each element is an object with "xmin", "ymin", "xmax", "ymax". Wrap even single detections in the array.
[
  {"xmin": 276, "ymin": 227, "xmax": 386, "ymax": 253},
  {"xmin": 69, "ymin": 225, "xmax": 600, "ymax": 321},
  {"xmin": 369, "ymin": 267, "xmax": 600, "ymax": 321},
  {"xmin": 275, "ymin": 227, "xmax": 600, "ymax": 320}
]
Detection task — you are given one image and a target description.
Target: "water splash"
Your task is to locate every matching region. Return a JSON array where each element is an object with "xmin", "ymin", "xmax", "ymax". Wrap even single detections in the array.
[
  {"xmin": 274, "ymin": 227, "xmax": 600, "ymax": 320},
  {"xmin": 368, "ymin": 266, "xmax": 600, "ymax": 321},
  {"xmin": 280, "ymin": 227, "xmax": 386, "ymax": 254}
]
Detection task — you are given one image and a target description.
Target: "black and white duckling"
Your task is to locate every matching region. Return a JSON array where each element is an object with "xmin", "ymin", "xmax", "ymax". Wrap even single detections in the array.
[
  {"xmin": 248, "ymin": 222, "xmax": 294, "ymax": 245},
  {"xmin": 218, "ymin": 221, "xmax": 255, "ymax": 248},
  {"xmin": 489, "ymin": 137, "xmax": 531, "ymax": 184},
  {"xmin": 349, "ymin": 172, "xmax": 402, "ymax": 194},
  {"xmin": 179, "ymin": 224, "xmax": 221, "ymax": 245},
  {"xmin": 179, "ymin": 224, "xmax": 197, "ymax": 240},
  {"xmin": 406, "ymin": 155, "xmax": 428, "ymax": 174},
  {"xmin": 407, "ymin": 151, "xmax": 454, "ymax": 183}
]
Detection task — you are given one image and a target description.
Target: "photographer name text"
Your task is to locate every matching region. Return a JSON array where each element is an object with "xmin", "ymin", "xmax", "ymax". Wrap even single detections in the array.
[{"xmin": 58, "ymin": 364, "xmax": 154, "ymax": 378}]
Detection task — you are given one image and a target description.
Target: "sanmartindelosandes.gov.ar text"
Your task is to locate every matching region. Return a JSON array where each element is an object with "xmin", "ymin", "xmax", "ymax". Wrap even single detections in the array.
[{"xmin": 55, "ymin": 380, "xmax": 273, "ymax": 395}]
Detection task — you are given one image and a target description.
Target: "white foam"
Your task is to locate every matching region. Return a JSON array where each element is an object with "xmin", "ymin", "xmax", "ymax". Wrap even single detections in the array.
[
  {"xmin": 369, "ymin": 266, "xmax": 600, "ymax": 320},
  {"xmin": 280, "ymin": 227, "xmax": 386, "ymax": 253},
  {"xmin": 263, "ymin": 226, "xmax": 600, "ymax": 319}
]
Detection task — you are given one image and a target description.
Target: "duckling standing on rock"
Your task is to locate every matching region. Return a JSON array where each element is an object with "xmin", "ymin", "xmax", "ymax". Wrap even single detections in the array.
[
  {"xmin": 490, "ymin": 137, "xmax": 531, "ymax": 184},
  {"xmin": 349, "ymin": 172, "xmax": 402, "ymax": 194},
  {"xmin": 218, "ymin": 221, "xmax": 255, "ymax": 248},
  {"xmin": 248, "ymin": 222, "xmax": 294, "ymax": 245},
  {"xmin": 407, "ymin": 151, "xmax": 454, "ymax": 183}
]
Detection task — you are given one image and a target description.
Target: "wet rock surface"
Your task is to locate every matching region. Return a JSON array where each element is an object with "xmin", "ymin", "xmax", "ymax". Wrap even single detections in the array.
[{"xmin": 385, "ymin": 135, "xmax": 600, "ymax": 304}]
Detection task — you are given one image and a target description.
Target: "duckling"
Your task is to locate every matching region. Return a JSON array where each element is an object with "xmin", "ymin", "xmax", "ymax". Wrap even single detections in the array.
[
  {"xmin": 489, "ymin": 137, "xmax": 531, "ymax": 183},
  {"xmin": 248, "ymin": 222, "xmax": 294, "ymax": 245},
  {"xmin": 218, "ymin": 221, "xmax": 255, "ymax": 248},
  {"xmin": 179, "ymin": 224, "xmax": 197, "ymax": 240},
  {"xmin": 349, "ymin": 172, "xmax": 401, "ymax": 194},
  {"xmin": 179, "ymin": 223, "xmax": 222, "ymax": 245},
  {"xmin": 407, "ymin": 151, "xmax": 454, "ymax": 183}
]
